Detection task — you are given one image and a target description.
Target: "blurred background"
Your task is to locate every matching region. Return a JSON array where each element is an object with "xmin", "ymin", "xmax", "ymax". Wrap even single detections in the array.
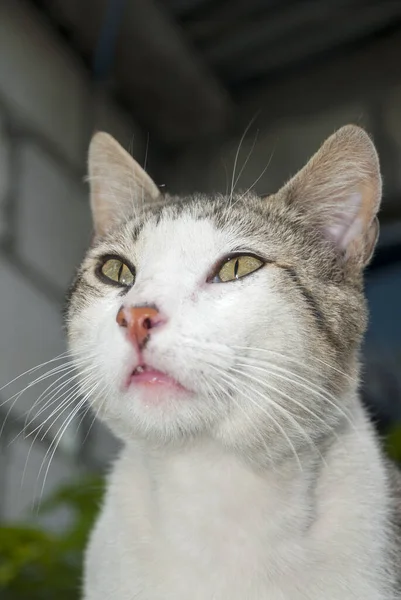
[{"xmin": 0, "ymin": 0, "xmax": 401, "ymax": 597}]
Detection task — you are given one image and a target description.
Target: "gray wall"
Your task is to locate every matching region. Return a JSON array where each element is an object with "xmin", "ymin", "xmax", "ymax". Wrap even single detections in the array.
[
  {"xmin": 1, "ymin": 0, "xmax": 401, "ymax": 526},
  {"xmin": 0, "ymin": 1, "xmax": 139, "ymax": 523}
]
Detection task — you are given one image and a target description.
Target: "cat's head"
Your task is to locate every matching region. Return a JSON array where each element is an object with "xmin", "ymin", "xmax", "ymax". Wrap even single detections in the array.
[{"xmin": 66, "ymin": 126, "xmax": 381, "ymax": 459}]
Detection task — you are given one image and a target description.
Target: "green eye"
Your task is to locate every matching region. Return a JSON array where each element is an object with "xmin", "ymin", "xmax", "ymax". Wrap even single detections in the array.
[
  {"xmin": 100, "ymin": 258, "xmax": 135, "ymax": 287},
  {"xmin": 213, "ymin": 254, "xmax": 264, "ymax": 283}
]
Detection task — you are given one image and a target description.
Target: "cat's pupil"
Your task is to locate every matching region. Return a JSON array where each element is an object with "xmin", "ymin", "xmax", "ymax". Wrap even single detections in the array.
[
  {"xmin": 234, "ymin": 259, "xmax": 239, "ymax": 279},
  {"xmin": 118, "ymin": 263, "xmax": 123, "ymax": 282}
]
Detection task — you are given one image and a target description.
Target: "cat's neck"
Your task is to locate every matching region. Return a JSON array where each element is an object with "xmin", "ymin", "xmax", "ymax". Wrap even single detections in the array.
[
  {"xmin": 110, "ymin": 397, "xmax": 373, "ymax": 562},
  {"xmin": 122, "ymin": 387, "xmax": 361, "ymax": 474},
  {"xmin": 124, "ymin": 434, "xmax": 326, "ymax": 496}
]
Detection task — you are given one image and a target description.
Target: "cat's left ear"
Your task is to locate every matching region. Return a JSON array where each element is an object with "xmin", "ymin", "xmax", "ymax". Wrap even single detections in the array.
[
  {"xmin": 281, "ymin": 125, "xmax": 381, "ymax": 267},
  {"xmin": 87, "ymin": 132, "xmax": 160, "ymax": 236}
]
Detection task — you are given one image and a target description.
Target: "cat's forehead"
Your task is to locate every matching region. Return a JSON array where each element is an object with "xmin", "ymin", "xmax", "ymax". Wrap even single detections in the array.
[
  {"xmin": 98, "ymin": 195, "xmax": 260, "ymax": 257},
  {"xmin": 132, "ymin": 202, "xmax": 250, "ymax": 268},
  {"xmin": 140, "ymin": 213, "xmax": 225, "ymax": 253}
]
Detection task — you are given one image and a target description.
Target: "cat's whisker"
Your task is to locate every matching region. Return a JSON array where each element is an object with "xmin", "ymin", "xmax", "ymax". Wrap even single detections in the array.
[
  {"xmin": 195, "ymin": 339, "xmax": 353, "ymax": 388},
  {"xmin": 232, "ymin": 128, "xmax": 259, "ymax": 194},
  {"xmin": 186, "ymin": 343, "xmax": 350, "ymax": 446},
  {"xmin": 10, "ymin": 377, "xmax": 81, "ymax": 448},
  {"xmin": 76, "ymin": 380, "xmax": 111, "ymax": 448},
  {"xmin": 0, "ymin": 360, "xmax": 77, "ymax": 411},
  {"xmin": 18, "ymin": 371, "xmax": 99, "ymax": 488},
  {"xmin": 207, "ymin": 370, "xmax": 274, "ymax": 466},
  {"xmin": 34, "ymin": 397, "xmax": 88, "ymax": 513},
  {"xmin": 0, "ymin": 350, "xmax": 88, "ymax": 393},
  {"xmin": 78, "ymin": 403, "xmax": 97, "ymax": 449},
  {"xmin": 1, "ymin": 351, "xmax": 97, "ymax": 442},
  {"xmin": 34, "ymin": 379, "xmax": 102, "ymax": 511},
  {"xmin": 231, "ymin": 344, "xmax": 356, "ymax": 383},
  {"xmin": 142, "ymin": 132, "xmax": 150, "ymax": 214},
  {"xmin": 229, "ymin": 113, "xmax": 259, "ymax": 208},
  {"xmin": 208, "ymin": 363, "xmax": 304, "ymax": 471},
  {"xmin": 0, "ymin": 363, "xmax": 78, "ymax": 443},
  {"xmin": 36, "ymin": 372, "xmax": 99, "ymax": 443},
  {"xmin": 234, "ymin": 151, "xmax": 274, "ymax": 206},
  {"xmin": 22, "ymin": 366, "xmax": 82, "ymax": 429},
  {"xmin": 0, "ymin": 349, "xmax": 97, "ymax": 409},
  {"xmin": 19, "ymin": 388, "xmax": 82, "ymax": 490},
  {"xmin": 185, "ymin": 341, "xmax": 336, "ymax": 399},
  {"xmin": 199, "ymin": 354, "xmax": 327, "ymax": 465},
  {"xmin": 228, "ymin": 365, "xmax": 336, "ymax": 454},
  {"xmin": 26, "ymin": 362, "xmax": 98, "ymax": 428},
  {"xmin": 182, "ymin": 340, "xmax": 339, "ymax": 395},
  {"xmin": 181, "ymin": 337, "xmax": 343, "ymax": 383},
  {"xmin": 233, "ymin": 373, "xmax": 325, "ymax": 468},
  {"xmin": 194, "ymin": 372, "xmax": 223, "ymax": 426},
  {"xmin": 234, "ymin": 360, "xmax": 355, "ymax": 434},
  {"xmin": 236, "ymin": 355, "xmax": 343, "ymax": 403},
  {"xmin": 195, "ymin": 348, "xmax": 336, "ymax": 401},
  {"xmin": 23, "ymin": 376, "xmax": 91, "ymax": 444}
]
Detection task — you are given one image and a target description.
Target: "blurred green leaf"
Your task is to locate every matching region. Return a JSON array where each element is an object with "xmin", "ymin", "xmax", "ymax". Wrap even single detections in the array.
[
  {"xmin": 385, "ymin": 424, "xmax": 401, "ymax": 463},
  {"xmin": 0, "ymin": 473, "xmax": 104, "ymax": 600}
]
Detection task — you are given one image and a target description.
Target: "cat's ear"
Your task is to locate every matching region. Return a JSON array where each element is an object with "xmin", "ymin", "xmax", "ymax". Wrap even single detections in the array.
[
  {"xmin": 282, "ymin": 125, "xmax": 381, "ymax": 267},
  {"xmin": 87, "ymin": 132, "xmax": 160, "ymax": 236}
]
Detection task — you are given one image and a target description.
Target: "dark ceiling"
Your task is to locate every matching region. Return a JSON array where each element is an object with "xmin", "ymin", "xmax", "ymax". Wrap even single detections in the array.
[
  {"xmin": 169, "ymin": 0, "xmax": 401, "ymax": 90},
  {"xmin": 30, "ymin": 0, "xmax": 401, "ymax": 148}
]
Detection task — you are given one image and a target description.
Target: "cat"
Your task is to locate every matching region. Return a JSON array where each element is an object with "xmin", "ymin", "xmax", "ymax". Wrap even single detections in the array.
[{"xmin": 66, "ymin": 125, "xmax": 401, "ymax": 599}]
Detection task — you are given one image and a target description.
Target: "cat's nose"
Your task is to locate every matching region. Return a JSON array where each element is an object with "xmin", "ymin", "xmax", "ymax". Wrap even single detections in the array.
[{"xmin": 116, "ymin": 305, "xmax": 165, "ymax": 349}]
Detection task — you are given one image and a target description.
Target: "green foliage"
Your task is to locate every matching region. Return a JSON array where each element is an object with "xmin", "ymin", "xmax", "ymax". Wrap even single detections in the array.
[
  {"xmin": 0, "ymin": 474, "xmax": 104, "ymax": 600},
  {"xmin": 385, "ymin": 424, "xmax": 401, "ymax": 464}
]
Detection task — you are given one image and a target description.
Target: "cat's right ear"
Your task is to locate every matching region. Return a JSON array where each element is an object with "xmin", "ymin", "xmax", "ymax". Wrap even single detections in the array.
[
  {"xmin": 87, "ymin": 132, "xmax": 160, "ymax": 236},
  {"xmin": 279, "ymin": 125, "xmax": 382, "ymax": 268}
]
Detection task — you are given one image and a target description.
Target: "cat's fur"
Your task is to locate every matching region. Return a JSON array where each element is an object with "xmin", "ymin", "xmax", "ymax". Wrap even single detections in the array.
[{"xmin": 66, "ymin": 125, "xmax": 401, "ymax": 599}]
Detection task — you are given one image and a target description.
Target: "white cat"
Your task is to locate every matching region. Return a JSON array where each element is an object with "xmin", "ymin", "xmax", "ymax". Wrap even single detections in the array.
[{"xmin": 66, "ymin": 125, "xmax": 401, "ymax": 599}]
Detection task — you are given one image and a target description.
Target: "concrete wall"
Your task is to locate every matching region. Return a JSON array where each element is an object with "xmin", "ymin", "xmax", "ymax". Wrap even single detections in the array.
[
  {"xmin": 0, "ymin": 1, "xmax": 139, "ymax": 522},
  {"xmin": 2, "ymin": 0, "xmax": 401, "ymax": 525}
]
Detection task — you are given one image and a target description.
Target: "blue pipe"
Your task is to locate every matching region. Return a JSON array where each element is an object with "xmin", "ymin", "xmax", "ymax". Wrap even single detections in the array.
[{"xmin": 93, "ymin": 0, "xmax": 127, "ymax": 81}]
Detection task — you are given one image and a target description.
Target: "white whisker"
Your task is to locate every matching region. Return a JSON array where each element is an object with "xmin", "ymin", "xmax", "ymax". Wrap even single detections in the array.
[
  {"xmin": 229, "ymin": 113, "xmax": 260, "ymax": 209},
  {"xmin": 235, "ymin": 361, "xmax": 352, "ymax": 434},
  {"xmin": 208, "ymin": 363, "xmax": 304, "ymax": 471},
  {"xmin": 34, "ymin": 379, "xmax": 102, "ymax": 510}
]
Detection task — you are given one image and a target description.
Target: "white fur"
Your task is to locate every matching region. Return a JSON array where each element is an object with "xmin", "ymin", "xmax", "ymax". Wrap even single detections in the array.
[
  {"xmin": 83, "ymin": 413, "xmax": 393, "ymax": 600},
  {"xmin": 68, "ymin": 214, "xmax": 397, "ymax": 599}
]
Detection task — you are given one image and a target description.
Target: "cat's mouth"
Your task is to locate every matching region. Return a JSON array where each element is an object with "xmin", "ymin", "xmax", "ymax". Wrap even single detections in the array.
[{"xmin": 127, "ymin": 364, "xmax": 188, "ymax": 393}]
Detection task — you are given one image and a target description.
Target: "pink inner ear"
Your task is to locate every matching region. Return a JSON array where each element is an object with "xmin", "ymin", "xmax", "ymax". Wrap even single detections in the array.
[{"xmin": 322, "ymin": 192, "xmax": 364, "ymax": 251}]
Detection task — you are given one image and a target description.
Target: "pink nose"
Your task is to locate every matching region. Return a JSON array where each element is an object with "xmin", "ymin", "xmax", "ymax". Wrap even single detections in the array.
[{"xmin": 116, "ymin": 306, "xmax": 164, "ymax": 349}]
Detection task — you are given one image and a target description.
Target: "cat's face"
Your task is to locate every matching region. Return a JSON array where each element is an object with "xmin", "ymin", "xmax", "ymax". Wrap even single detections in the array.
[{"xmin": 66, "ymin": 126, "xmax": 381, "ymax": 458}]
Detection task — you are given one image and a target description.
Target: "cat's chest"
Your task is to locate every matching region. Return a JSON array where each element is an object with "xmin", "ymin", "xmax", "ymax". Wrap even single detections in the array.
[{"xmin": 104, "ymin": 446, "xmax": 311, "ymax": 598}]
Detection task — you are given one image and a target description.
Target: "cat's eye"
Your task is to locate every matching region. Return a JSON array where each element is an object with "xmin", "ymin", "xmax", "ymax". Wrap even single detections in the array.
[
  {"xmin": 99, "ymin": 258, "xmax": 135, "ymax": 287},
  {"xmin": 211, "ymin": 254, "xmax": 264, "ymax": 283}
]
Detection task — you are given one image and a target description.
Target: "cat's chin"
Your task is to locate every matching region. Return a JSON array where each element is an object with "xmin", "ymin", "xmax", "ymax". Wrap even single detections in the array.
[
  {"xmin": 99, "ymin": 386, "xmax": 211, "ymax": 446},
  {"xmin": 127, "ymin": 376, "xmax": 190, "ymax": 406},
  {"xmin": 125, "ymin": 364, "xmax": 190, "ymax": 403}
]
